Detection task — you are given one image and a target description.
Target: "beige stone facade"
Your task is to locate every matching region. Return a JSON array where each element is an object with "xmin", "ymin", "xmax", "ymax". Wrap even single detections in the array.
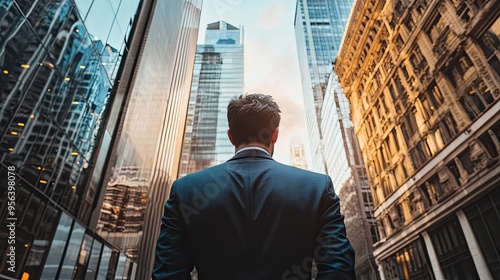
[{"xmin": 336, "ymin": 0, "xmax": 500, "ymax": 278}]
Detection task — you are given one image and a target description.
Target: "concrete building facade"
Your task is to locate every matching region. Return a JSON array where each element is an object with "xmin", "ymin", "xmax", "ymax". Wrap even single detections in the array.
[{"xmin": 336, "ymin": 0, "xmax": 500, "ymax": 278}]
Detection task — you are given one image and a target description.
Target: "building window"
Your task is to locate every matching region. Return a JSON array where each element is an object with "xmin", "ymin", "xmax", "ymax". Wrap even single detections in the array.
[
  {"xmin": 458, "ymin": 55, "xmax": 475, "ymax": 78},
  {"xmin": 457, "ymin": 147, "xmax": 475, "ymax": 174},
  {"xmin": 429, "ymin": 13, "xmax": 447, "ymax": 43},
  {"xmin": 39, "ymin": 212, "xmax": 73, "ymax": 279},
  {"xmin": 428, "ymin": 216, "xmax": 479, "ymax": 280},
  {"xmin": 459, "ymin": 79, "xmax": 493, "ymax": 120},
  {"xmin": 401, "ymin": 109, "xmax": 419, "ymax": 144},
  {"xmin": 381, "ymin": 237, "xmax": 433, "ymax": 280},
  {"xmin": 478, "ymin": 127, "xmax": 499, "ymax": 158},
  {"xmin": 465, "ymin": 188, "xmax": 500, "ymax": 279},
  {"xmin": 446, "ymin": 160, "xmax": 463, "ymax": 186},
  {"xmin": 388, "ymin": 83, "xmax": 397, "ymax": 102},
  {"xmin": 403, "ymin": 14, "xmax": 415, "ymax": 31},
  {"xmin": 409, "ymin": 140, "xmax": 431, "ymax": 169},
  {"xmin": 451, "ymin": 0, "xmax": 472, "ymax": 22},
  {"xmin": 478, "ymin": 25, "xmax": 500, "ymax": 77},
  {"xmin": 380, "ymin": 146, "xmax": 389, "ymax": 169},
  {"xmin": 381, "ymin": 176, "xmax": 392, "ymax": 198}
]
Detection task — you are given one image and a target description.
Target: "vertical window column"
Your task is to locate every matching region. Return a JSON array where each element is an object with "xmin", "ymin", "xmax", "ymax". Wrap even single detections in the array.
[
  {"xmin": 421, "ymin": 231, "xmax": 445, "ymax": 280},
  {"xmin": 456, "ymin": 210, "xmax": 494, "ymax": 280}
]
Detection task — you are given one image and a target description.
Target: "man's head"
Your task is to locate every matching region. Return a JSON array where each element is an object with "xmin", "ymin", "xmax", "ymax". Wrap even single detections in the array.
[{"xmin": 227, "ymin": 93, "xmax": 281, "ymax": 153}]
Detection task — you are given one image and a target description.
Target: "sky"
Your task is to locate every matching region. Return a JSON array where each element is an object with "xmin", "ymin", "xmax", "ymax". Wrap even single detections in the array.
[{"xmin": 198, "ymin": 0, "xmax": 312, "ymax": 167}]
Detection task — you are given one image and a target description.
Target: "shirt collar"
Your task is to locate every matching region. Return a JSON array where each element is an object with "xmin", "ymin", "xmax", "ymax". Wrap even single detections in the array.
[{"xmin": 235, "ymin": 146, "xmax": 271, "ymax": 156}]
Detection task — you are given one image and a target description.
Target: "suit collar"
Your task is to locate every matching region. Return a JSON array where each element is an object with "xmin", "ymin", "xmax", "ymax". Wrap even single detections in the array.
[
  {"xmin": 227, "ymin": 148, "xmax": 274, "ymax": 162},
  {"xmin": 236, "ymin": 146, "xmax": 270, "ymax": 156}
]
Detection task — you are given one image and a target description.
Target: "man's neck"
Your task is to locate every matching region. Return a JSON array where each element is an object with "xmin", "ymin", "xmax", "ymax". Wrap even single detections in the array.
[{"xmin": 235, "ymin": 143, "xmax": 272, "ymax": 156}]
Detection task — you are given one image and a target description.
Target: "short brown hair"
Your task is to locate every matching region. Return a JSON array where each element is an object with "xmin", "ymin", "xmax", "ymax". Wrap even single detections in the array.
[{"xmin": 227, "ymin": 94, "xmax": 281, "ymax": 147}]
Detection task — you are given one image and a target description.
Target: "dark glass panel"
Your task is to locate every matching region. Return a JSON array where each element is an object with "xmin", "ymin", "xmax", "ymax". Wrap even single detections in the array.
[
  {"xmin": 381, "ymin": 238, "xmax": 433, "ymax": 280},
  {"xmin": 468, "ymin": 208, "xmax": 499, "ymax": 275},
  {"xmin": 23, "ymin": 197, "xmax": 59, "ymax": 279},
  {"xmin": 39, "ymin": 212, "xmax": 72, "ymax": 279},
  {"xmin": 73, "ymin": 234, "xmax": 93, "ymax": 279},
  {"xmin": 84, "ymin": 1, "xmax": 115, "ymax": 54},
  {"xmin": 59, "ymin": 222, "xmax": 85, "ymax": 279},
  {"xmin": 429, "ymin": 216, "xmax": 479, "ymax": 280},
  {"xmin": 85, "ymin": 239, "xmax": 102, "ymax": 280}
]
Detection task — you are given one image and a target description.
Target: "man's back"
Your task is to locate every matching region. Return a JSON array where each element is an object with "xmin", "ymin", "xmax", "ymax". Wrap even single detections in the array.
[{"xmin": 153, "ymin": 149, "xmax": 355, "ymax": 280}]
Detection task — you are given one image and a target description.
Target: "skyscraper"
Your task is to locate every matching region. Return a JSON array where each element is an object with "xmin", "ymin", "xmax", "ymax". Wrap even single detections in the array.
[
  {"xmin": 294, "ymin": 0, "xmax": 353, "ymax": 173},
  {"xmin": 0, "ymin": 0, "xmax": 202, "ymax": 279},
  {"xmin": 295, "ymin": 0, "xmax": 379, "ymax": 278},
  {"xmin": 336, "ymin": 0, "xmax": 500, "ymax": 278},
  {"xmin": 0, "ymin": 1, "xmax": 141, "ymax": 278},
  {"xmin": 94, "ymin": 1, "xmax": 202, "ymax": 279},
  {"xmin": 179, "ymin": 21, "xmax": 244, "ymax": 177},
  {"xmin": 321, "ymin": 72, "xmax": 379, "ymax": 279}
]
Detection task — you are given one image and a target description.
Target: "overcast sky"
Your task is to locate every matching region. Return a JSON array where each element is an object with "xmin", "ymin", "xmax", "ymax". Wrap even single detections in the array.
[{"xmin": 198, "ymin": 0, "xmax": 312, "ymax": 167}]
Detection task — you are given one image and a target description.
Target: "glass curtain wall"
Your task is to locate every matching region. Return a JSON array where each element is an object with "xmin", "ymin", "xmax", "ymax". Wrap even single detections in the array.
[
  {"xmin": 0, "ymin": 0, "xmax": 140, "ymax": 278},
  {"xmin": 180, "ymin": 21, "xmax": 243, "ymax": 177}
]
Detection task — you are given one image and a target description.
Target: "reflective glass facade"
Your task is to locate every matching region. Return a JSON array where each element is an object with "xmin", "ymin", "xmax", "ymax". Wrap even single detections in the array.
[
  {"xmin": 180, "ymin": 21, "xmax": 243, "ymax": 176},
  {"xmin": 322, "ymin": 72, "xmax": 379, "ymax": 279},
  {"xmin": 0, "ymin": 0, "xmax": 203, "ymax": 279},
  {"xmin": 295, "ymin": 1, "xmax": 378, "ymax": 278},
  {"xmin": 94, "ymin": 1, "xmax": 202, "ymax": 279},
  {"xmin": 0, "ymin": 0, "xmax": 139, "ymax": 278},
  {"xmin": 321, "ymin": 73, "xmax": 354, "ymax": 193},
  {"xmin": 294, "ymin": 0, "xmax": 354, "ymax": 173}
]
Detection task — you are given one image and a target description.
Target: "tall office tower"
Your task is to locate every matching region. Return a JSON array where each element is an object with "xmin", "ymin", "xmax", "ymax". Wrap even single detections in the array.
[
  {"xmin": 0, "ymin": 0, "xmax": 202, "ymax": 279},
  {"xmin": 336, "ymin": 0, "xmax": 500, "ymax": 278},
  {"xmin": 295, "ymin": 1, "xmax": 379, "ymax": 279},
  {"xmin": 179, "ymin": 21, "xmax": 244, "ymax": 177},
  {"xmin": 94, "ymin": 1, "xmax": 202, "ymax": 279},
  {"xmin": 0, "ymin": 1, "xmax": 141, "ymax": 278},
  {"xmin": 294, "ymin": 0, "xmax": 353, "ymax": 173},
  {"xmin": 289, "ymin": 135, "xmax": 309, "ymax": 169}
]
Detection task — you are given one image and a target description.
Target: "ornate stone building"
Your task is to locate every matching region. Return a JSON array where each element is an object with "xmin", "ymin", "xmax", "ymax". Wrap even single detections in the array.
[{"xmin": 335, "ymin": 0, "xmax": 499, "ymax": 279}]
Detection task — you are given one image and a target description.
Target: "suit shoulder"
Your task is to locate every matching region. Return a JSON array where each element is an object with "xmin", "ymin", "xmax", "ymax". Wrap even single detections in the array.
[
  {"xmin": 175, "ymin": 163, "xmax": 228, "ymax": 185},
  {"xmin": 273, "ymin": 161, "xmax": 329, "ymax": 181}
]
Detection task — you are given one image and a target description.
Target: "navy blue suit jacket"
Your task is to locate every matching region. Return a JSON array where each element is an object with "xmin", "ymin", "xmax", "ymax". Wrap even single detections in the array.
[{"xmin": 153, "ymin": 149, "xmax": 355, "ymax": 279}]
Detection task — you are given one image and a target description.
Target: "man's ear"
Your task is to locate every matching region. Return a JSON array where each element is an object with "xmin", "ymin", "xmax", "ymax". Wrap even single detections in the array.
[
  {"xmin": 271, "ymin": 127, "xmax": 279, "ymax": 144},
  {"xmin": 227, "ymin": 129, "xmax": 235, "ymax": 146}
]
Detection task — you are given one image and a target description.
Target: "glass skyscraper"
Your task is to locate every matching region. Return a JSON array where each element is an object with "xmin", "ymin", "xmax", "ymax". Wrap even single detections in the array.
[
  {"xmin": 295, "ymin": 0, "xmax": 378, "ymax": 278},
  {"xmin": 179, "ymin": 21, "xmax": 244, "ymax": 177},
  {"xmin": 94, "ymin": 1, "xmax": 202, "ymax": 279},
  {"xmin": 0, "ymin": 0, "xmax": 202, "ymax": 279},
  {"xmin": 321, "ymin": 72, "xmax": 379, "ymax": 279},
  {"xmin": 294, "ymin": 0, "xmax": 353, "ymax": 173},
  {"xmin": 0, "ymin": 1, "xmax": 140, "ymax": 278}
]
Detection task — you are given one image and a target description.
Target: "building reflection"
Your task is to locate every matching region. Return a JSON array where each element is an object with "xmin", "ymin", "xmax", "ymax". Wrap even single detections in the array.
[
  {"xmin": 336, "ymin": 0, "xmax": 500, "ymax": 278},
  {"xmin": 98, "ymin": 166, "xmax": 148, "ymax": 253},
  {"xmin": 94, "ymin": 1, "xmax": 203, "ymax": 278},
  {"xmin": 0, "ymin": 0, "xmax": 138, "ymax": 278}
]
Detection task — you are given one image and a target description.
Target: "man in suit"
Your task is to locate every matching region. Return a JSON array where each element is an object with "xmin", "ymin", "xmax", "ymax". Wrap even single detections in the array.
[{"xmin": 153, "ymin": 94, "xmax": 355, "ymax": 279}]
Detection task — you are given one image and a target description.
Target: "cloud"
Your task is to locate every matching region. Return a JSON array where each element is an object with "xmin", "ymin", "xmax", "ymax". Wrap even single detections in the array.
[{"xmin": 257, "ymin": 3, "xmax": 287, "ymax": 30}]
